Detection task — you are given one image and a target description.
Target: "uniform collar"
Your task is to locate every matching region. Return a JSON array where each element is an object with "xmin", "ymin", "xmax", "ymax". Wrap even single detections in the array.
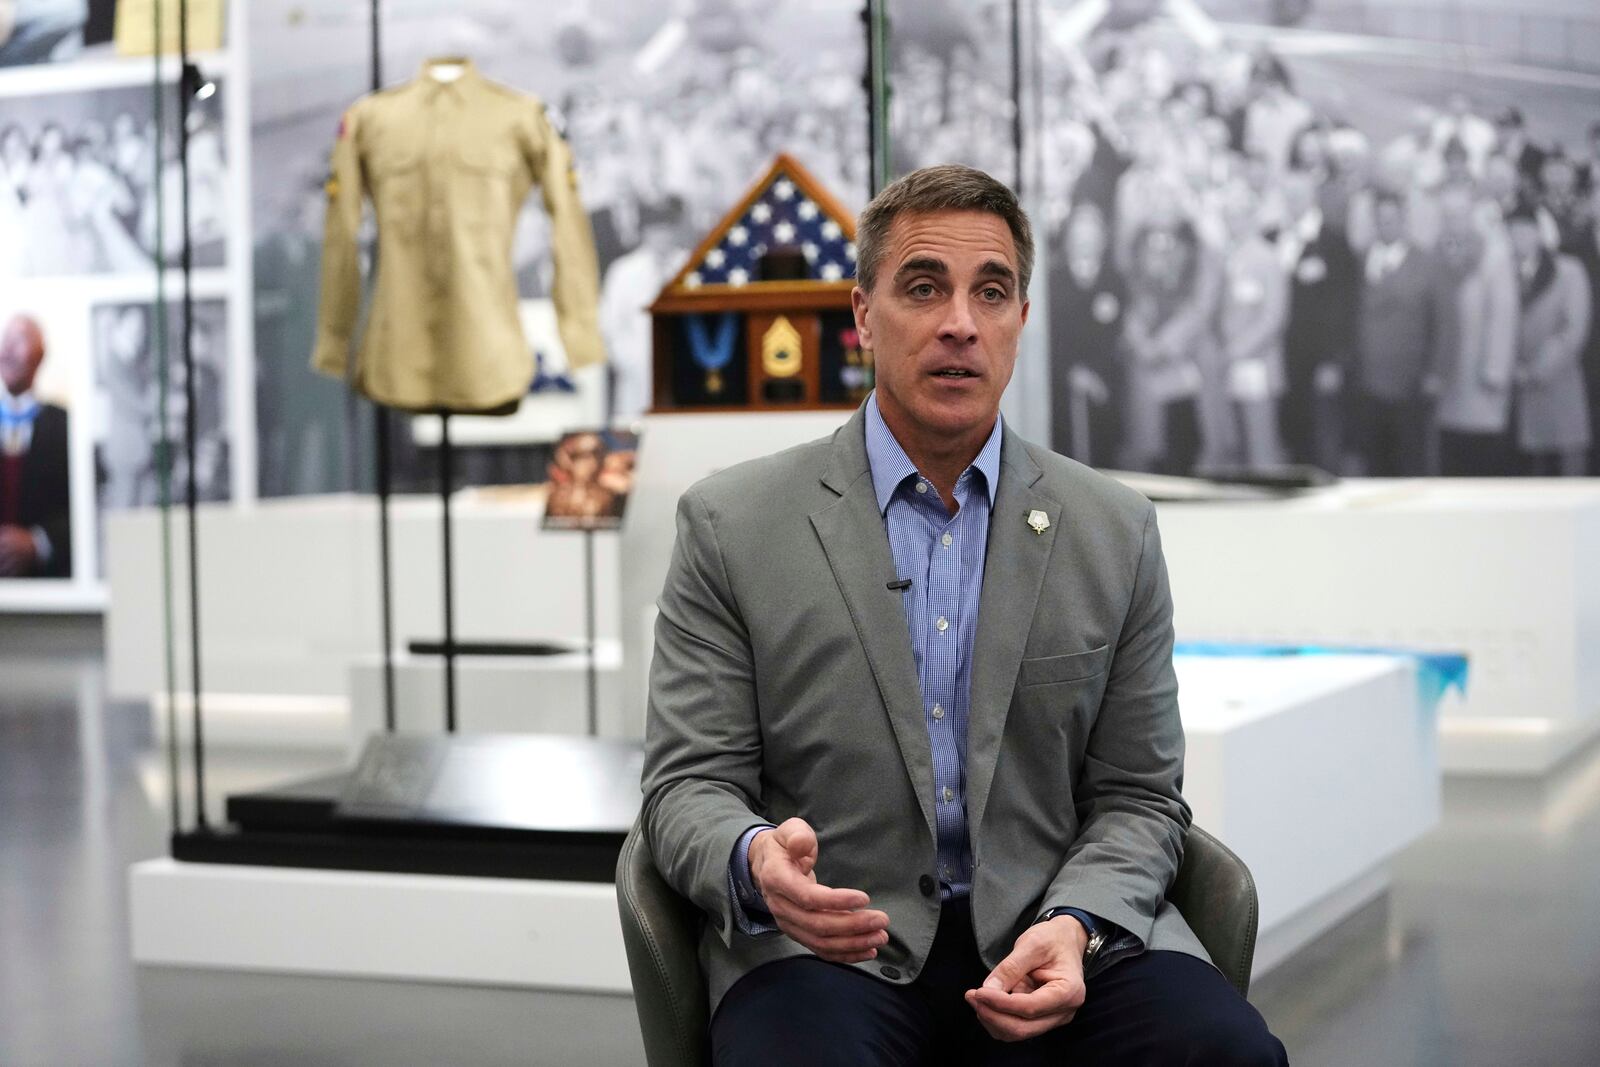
[
  {"xmin": 864, "ymin": 391, "xmax": 1002, "ymax": 514},
  {"xmin": 417, "ymin": 57, "xmax": 480, "ymax": 102}
]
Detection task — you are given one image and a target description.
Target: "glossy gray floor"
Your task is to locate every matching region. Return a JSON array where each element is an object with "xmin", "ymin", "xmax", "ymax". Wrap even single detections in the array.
[{"xmin": 4, "ymin": 617, "xmax": 1599, "ymax": 1066}]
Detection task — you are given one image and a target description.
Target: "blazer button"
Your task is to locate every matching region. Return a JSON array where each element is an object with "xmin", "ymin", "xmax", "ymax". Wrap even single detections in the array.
[
  {"xmin": 918, "ymin": 874, "xmax": 936, "ymax": 897},
  {"xmin": 879, "ymin": 964, "xmax": 901, "ymax": 980}
]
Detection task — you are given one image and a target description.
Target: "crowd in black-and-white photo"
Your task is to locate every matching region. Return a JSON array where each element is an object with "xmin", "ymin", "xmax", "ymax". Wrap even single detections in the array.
[
  {"xmin": 0, "ymin": 82, "xmax": 227, "ymax": 279},
  {"xmin": 1028, "ymin": 17, "xmax": 1600, "ymax": 478}
]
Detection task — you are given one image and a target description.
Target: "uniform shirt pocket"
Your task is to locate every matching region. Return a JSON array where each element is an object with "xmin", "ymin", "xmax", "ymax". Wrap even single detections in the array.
[
  {"xmin": 1019, "ymin": 644, "xmax": 1110, "ymax": 687},
  {"xmin": 368, "ymin": 148, "xmax": 423, "ymax": 239},
  {"xmin": 456, "ymin": 141, "xmax": 517, "ymax": 231}
]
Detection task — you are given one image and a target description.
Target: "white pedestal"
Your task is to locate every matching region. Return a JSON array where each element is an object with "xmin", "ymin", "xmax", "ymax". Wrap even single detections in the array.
[
  {"xmin": 150, "ymin": 691, "xmax": 350, "ymax": 752},
  {"xmin": 345, "ymin": 642, "xmax": 622, "ymax": 751},
  {"xmin": 105, "ymin": 493, "xmax": 626, "ymax": 732},
  {"xmin": 1176, "ymin": 653, "xmax": 1439, "ymax": 976},
  {"xmin": 129, "ymin": 859, "xmax": 630, "ymax": 993},
  {"xmin": 1157, "ymin": 480, "xmax": 1600, "ymax": 775}
]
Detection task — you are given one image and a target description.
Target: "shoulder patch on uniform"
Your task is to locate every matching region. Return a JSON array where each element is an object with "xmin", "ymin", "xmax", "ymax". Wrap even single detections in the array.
[{"xmin": 336, "ymin": 108, "xmax": 354, "ymax": 140}]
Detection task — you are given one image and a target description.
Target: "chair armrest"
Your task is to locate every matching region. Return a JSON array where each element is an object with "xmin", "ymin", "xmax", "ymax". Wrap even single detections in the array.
[
  {"xmin": 1167, "ymin": 824, "xmax": 1259, "ymax": 997},
  {"xmin": 616, "ymin": 816, "xmax": 711, "ymax": 1067}
]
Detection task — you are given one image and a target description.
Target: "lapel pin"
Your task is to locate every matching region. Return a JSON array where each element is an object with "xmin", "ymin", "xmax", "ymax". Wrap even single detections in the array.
[{"xmin": 1027, "ymin": 510, "xmax": 1050, "ymax": 536}]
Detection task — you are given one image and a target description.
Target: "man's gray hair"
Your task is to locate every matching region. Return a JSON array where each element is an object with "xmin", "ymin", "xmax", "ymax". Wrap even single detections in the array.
[{"xmin": 854, "ymin": 164, "xmax": 1034, "ymax": 297}]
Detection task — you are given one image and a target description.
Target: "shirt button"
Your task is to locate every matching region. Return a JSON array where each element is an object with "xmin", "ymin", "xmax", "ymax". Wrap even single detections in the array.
[
  {"xmin": 932, "ymin": 704, "xmax": 944, "ymax": 720},
  {"xmin": 941, "ymin": 532, "xmax": 953, "ymax": 548},
  {"xmin": 935, "ymin": 616, "xmax": 948, "ymax": 633},
  {"xmin": 942, "ymin": 787, "xmax": 954, "ymax": 803},
  {"xmin": 915, "ymin": 481, "xmax": 928, "ymax": 494}
]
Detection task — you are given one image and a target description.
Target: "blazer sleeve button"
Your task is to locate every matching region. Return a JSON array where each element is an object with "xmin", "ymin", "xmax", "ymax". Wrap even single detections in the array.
[{"xmin": 918, "ymin": 874, "xmax": 936, "ymax": 897}]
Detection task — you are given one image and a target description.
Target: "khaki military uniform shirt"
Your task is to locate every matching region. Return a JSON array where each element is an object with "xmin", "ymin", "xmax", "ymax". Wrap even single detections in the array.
[{"xmin": 312, "ymin": 60, "xmax": 603, "ymax": 413}]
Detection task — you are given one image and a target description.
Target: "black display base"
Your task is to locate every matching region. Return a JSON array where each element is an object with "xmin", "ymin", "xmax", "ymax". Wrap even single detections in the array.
[
  {"xmin": 175, "ymin": 735, "xmax": 643, "ymax": 882},
  {"xmin": 170, "ymin": 821, "xmax": 624, "ymax": 882}
]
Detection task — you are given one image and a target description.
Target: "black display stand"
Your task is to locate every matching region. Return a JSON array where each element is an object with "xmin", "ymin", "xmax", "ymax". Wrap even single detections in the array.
[
  {"xmin": 370, "ymin": 1, "xmax": 399, "ymax": 734},
  {"xmin": 438, "ymin": 413, "xmax": 459, "ymax": 731},
  {"xmin": 171, "ymin": 734, "xmax": 642, "ymax": 881}
]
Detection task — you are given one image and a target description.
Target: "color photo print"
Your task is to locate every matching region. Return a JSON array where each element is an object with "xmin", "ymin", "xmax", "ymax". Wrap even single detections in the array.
[
  {"xmin": 0, "ymin": 74, "xmax": 228, "ymax": 280},
  {"xmin": 541, "ymin": 428, "xmax": 639, "ymax": 531},
  {"xmin": 1036, "ymin": 0, "xmax": 1600, "ymax": 479},
  {"xmin": 0, "ymin": 300, "xmax": 80, "ymax": 581}
]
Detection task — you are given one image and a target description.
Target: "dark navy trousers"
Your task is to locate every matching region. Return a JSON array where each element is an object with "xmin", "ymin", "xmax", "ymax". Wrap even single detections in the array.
[{"xmin": 711, "ymin": 899, "xmax": 1288, "ymax": 1066}]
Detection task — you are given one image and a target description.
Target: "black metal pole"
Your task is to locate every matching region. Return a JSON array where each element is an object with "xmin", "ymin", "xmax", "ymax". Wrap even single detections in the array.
[
  {"xmin": 370, "ymin": 0, "xmax": 396, "ymax": 732},
  {"xmin": 177, "ymin": 2, "xmax": 206, "ymax": 831},
  {"xmin": 585, "ymin": 529, "xmax": 597, "ymax": 736},
  {"xmin": 864, "ymin": 0, "xmax": 890, "ymax": 196},
  {"xmin": 152, "ymin": 0, "xmax": 181, "ymax": 837},
  {"xmin": 440, "ymin": 415, "xmax": 457, "ymax": 733},
  {"xmin": 1010, "ymin": 0, "xmax": 1024, "ymax": 197}
]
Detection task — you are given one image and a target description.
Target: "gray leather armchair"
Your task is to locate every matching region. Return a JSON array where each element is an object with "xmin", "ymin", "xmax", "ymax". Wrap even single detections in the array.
[{"xmin": 616, "ymin": 819, "xmax": 1258, "ymax": 1067}]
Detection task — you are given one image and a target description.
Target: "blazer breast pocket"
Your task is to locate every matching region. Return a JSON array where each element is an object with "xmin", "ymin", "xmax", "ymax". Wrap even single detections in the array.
[{"xmin": 1019, "ymin": 644, "xmax": 1110, "ymax": 687}]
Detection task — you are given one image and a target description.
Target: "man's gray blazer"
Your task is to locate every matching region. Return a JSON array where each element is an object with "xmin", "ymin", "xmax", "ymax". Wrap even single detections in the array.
[{"xmin": 642, "ymin": 404, "xmax": 1209, "ymax": 1013}]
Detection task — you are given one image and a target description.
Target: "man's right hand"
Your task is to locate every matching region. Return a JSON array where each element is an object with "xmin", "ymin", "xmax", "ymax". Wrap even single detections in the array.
[{"xmin": 749, "ymin": 818, "xmax": 890, "ymax": 964}]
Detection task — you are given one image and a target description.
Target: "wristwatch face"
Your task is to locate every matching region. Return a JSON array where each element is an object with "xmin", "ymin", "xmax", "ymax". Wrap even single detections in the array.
[{"xmin": 1085, "ymin": 930, "xmax": 1108, "ymax": 963}]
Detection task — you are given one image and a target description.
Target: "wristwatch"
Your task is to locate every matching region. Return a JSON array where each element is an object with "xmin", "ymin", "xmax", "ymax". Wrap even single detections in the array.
[{"xmin": 1038, "ymin": 906, "xmax": 1107, "ymax": 965}]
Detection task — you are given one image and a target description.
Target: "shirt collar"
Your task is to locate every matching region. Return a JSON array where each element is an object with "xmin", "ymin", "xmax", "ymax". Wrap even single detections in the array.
[
  {"xmin": 1, "ymin": 389, "xmax": 37, "ymax": 416},
  {"xmin": 864, "ymin": 391, "xmax": 1002, "ymax": 515}
]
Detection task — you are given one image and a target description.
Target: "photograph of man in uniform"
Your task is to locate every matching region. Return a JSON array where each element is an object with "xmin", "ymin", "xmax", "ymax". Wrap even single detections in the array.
[{"xmin": 0, "ymin": 313, "xmax": 71, "ymax": 578}]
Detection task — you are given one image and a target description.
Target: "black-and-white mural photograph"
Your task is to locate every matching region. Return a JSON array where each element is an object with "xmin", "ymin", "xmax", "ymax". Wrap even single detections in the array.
[
  {"xmin": 1031, "ymin": 0, "xmax": 1599, "ymax": 478},
  {"xmin": 0, "ymin": 75, "xmax": 227, "ymax": 279}
]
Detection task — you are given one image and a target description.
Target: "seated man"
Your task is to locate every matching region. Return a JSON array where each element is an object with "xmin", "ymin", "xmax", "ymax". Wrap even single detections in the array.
[{"xmin": 642, "ymin": 164, "xmax": 1286, "ymax": 1065}]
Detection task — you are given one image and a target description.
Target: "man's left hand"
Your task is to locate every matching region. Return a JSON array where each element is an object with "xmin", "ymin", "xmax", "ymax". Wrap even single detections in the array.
[{"xmin": 964, "ymin": 916, "xmax": 1089, "ymax": 1042}]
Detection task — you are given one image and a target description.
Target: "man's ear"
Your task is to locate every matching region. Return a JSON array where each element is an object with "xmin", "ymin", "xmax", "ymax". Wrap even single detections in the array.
[
  {"xmin": 851, "ymin": 286, "xmax": 873, "ymax": 349},
  {"xmin": 1019, "ymin": 296, "xmax": 1030, "ymax": 329}
]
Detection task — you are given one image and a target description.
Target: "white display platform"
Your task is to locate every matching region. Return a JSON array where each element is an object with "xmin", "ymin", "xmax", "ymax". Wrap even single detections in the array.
[
  {"xmin": 129, "ymin": 859, "xmax": 630, "ymax": 993},
  {"xmin": 129, "ymin": 652, "xmax": 1434, "ymax": 990},
  {"xmin": 345, "ymin": 642, "xmax": 622, "ymax": 751},
  {"xmin": 1176, "ymin": 653, "xmax": 1438, "ymax": 976},
  {"xmin": 1157, "ymin": 479, "xmax": 1600, "ymax": 776},
  {"xmin": 150, "ymin": 691, "xmax": 349, "ymax": 752},
  {"xmin": 104, "ymin": 492, "xmax": 627, "ymax": 732}
]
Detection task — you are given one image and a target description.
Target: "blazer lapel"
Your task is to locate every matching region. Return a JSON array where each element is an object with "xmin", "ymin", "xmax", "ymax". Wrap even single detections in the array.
[
  {"xmin": 810, "ymin": 411, "xmax": 938, "ymax": 845},
  {"xmin": 966, "ymin": 431, "xmax": 1060, "ymax": 839}
]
